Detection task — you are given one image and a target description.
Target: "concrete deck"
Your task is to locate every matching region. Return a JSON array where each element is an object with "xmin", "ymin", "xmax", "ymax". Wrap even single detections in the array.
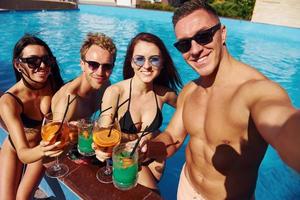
[
  {"xmin": 79, "ymin": 0, "xmax": 116, "ymax": 6},
  {"xmin": 252, "ymin": 0, "xmax": 300, "ymax": 28},
  {"xmin": 78, "ymin": 0, "xmax": 139, "ymax": 7},
  {"xmin": 0, "ymin": 0, "xmax": 78, "ymax": 11}
]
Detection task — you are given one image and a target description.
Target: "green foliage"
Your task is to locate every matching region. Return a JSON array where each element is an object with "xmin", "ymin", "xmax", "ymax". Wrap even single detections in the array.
[
  {"xmin": 209, "ymin": 0, "xmax": 256, "ymax": 20},
  {"xmin": 137, "ymin": 1, "xmax": 175, "ymax": 12},
  {"xmin": 136, "ymin": 0, "xmax": 255, "ymax": 20}
]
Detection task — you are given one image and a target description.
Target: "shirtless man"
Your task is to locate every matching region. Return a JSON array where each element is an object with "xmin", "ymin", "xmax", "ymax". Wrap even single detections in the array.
[
  {"xmin": 145, "ymin": 1, "xmax": 300, "ymax": 199},
  {"xmin": 51, "ymin": 32, "xmax": 116, "ymax": 122}
]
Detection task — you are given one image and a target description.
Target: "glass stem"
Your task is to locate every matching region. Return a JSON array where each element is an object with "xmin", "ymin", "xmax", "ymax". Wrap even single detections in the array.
[
  {"xmin": 54, "ymin": 156, "xmax": 61, "ymax": 171},
  {"xmin": 104, "ymin": 159, "xmax": 112, "ymax": 175}
]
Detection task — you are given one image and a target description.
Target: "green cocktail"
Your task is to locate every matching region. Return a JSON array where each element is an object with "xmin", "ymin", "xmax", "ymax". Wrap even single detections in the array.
[
  {"xmin": 112, "ymin": 143, "xmax": 138, "ymax": 190},
  {"xmin": 77, "ymin": 119, "xmax": 95, "ymax": 156}
]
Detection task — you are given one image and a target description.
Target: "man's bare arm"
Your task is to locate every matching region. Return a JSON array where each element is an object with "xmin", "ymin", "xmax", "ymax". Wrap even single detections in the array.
[
  {"xmin": 250, "ymin": 80, "xmax": 300, "ymax": 172},
  {"xmin": 51, "ymin": 86, "xmax": 77, "ymax": 121},
  {"xmin": 149, "ymin": 83, "xmax": 193, "ymax": 158}
]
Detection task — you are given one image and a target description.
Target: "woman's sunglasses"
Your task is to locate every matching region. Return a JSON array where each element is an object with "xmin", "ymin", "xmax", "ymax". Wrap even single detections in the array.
[
  {"xmin": 174, "ymin": 23, "xmax": 221, "ymax": 53},
  {"xmin": 132, "ymin": 55, "xmax": 161, "ymax": 68},
  {"xmin": 83, "ymin": 59, "xmax": 114, "ymax": 72},
  {"xmin": 19, "ymin": 55, "xmax": 56, "ymax": 69}
]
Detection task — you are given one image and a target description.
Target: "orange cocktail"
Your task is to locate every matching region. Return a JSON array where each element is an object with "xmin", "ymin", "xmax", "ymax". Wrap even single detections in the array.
[
  {"xmin": 68, "ymin": 123, "xmax": 78, "ymax": 144},
  {"xmin": 41, "ymin": 121, "xmax": 69, "ymax": 149},
  {"xmin": 93, "ymin": 128, "xmax": 121, "ymax": 156}
]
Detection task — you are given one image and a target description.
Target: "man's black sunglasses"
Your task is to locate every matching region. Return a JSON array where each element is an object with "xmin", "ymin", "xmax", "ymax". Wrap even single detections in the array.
[
  {"xmin": 83, "ymin": 59, "xmax": 114, "ymax": 72},
  {"xmin": 174, "ymin": 23, "xmax": 221, "ymax": 53},
  {"xmin": 19, "ymin": 55, "xmax": 56, "ymax": 69}
]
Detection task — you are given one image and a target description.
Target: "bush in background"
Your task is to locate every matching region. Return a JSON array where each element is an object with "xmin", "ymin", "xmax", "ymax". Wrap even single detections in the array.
[
  {"xmin": 137, "ymin": 0, "xmax": 256, "ymax": 20},
  {"xmin": 208, "ymin": 0, "xmax": 255, "ymax": 20}
]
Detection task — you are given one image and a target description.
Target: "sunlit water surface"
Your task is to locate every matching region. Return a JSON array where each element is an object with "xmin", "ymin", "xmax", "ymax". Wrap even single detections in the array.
[{"xmin": 0, "ymin": 5, "xmax": 299, "ymax": 199}]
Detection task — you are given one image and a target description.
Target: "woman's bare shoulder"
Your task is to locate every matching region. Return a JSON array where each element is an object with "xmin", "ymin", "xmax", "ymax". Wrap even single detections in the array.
[
  {"xmin": 107, "ymin": 79, "xmax": 130, "ymax": 94},
  {"xmin": 0, "ymin": 90, "xmax": 22, "ymax": 115}
]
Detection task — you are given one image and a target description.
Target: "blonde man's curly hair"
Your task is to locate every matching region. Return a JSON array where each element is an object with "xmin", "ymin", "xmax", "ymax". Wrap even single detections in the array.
[{"xmin": 80, "ymin": 32, "xmax": 117, "ymax": 63}]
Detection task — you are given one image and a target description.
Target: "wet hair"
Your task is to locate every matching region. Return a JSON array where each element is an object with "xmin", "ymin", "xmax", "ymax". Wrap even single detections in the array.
[
  {"xmin": 172, "ymin": 0, "xmax": 219, "ymax": 27},
  {"xmin": 80, "ymin": 32, "xmax": 117, "ymax": 64},
  {"xmin": 123, "ymin": 32, "xmax": 182, "ymax": 93},
  {"xmin": 12, "ymin": 34, "xmax": 64, "ymax": 92}
]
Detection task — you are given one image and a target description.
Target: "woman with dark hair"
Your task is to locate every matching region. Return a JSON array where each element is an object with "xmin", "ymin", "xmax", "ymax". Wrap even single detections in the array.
[
  {"xmin": 96, "ymin": 32, "xmax": 182, "ymax": 190},
  {"xmin": 0, "ymin": 34, "xmax": 64, "ymax": 199}
]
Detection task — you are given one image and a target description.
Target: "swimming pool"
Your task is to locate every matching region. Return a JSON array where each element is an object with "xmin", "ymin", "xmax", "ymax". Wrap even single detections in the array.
[{"xmin": 0, "ymin": 5, "xmax": 299, "ymax": 199}]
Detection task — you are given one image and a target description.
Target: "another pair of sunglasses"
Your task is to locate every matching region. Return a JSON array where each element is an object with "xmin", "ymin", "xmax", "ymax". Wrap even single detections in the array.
[
  {"xmin": 132, "ymin": 55, "xmax": 161, "ymax": 68},
  {"xmin": 84, "ymin": 59, "xmax": 114, "ymax": 72},
  {"xmin": 174, "ymin": 23, "xmax": 221, "ymax": 53},
  {"xmin": 19, "ymin": 55, "xmax": 56, "ymax": 69}
]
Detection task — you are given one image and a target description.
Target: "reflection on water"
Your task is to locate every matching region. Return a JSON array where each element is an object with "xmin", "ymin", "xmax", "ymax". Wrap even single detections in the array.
[{"xmin": 0, "ymin": 5, "xmax": 300, "ymax": 200}]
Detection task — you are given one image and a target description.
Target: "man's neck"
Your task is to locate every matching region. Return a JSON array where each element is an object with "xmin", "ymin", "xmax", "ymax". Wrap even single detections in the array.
[{"xmin": 77, "ymin": 75, "xmax": 100, "ymax": 98}]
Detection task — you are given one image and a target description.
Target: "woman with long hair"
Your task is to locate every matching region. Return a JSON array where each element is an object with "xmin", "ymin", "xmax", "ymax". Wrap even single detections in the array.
[
  {"xmin": 0, "ymin": 34, "xmax": 64, "ymax": 199},
  {"xmin": 96, "ymin": 32, "xmax": 182, "ymax": 190}
]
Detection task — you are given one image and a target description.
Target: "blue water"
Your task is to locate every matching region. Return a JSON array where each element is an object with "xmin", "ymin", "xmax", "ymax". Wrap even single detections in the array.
[{"xmin": 0, "ymin": 5, "xmax": 300, "ymax": 199}]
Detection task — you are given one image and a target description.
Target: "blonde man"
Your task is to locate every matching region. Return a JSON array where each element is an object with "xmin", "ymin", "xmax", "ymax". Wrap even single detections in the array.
[{"xmin": 52, "ymin": 32, "xmax": 117, "ymax": 121}]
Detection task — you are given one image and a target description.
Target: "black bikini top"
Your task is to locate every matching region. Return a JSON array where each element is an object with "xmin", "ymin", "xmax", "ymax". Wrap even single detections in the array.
[
  {"xmin": 118, "ymin": 79, "xmax": 163, "ymax": 134},
  {"xmin": 4, "ymin": 92, "xmax": 43, "ymax": 128}
]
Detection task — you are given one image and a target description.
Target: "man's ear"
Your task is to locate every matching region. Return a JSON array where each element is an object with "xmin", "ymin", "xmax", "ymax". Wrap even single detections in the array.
[
  {"xmin": 80, "ymin": 59, "xmax": 85, "ymax": 72},
  {"xmin": 221, "ymin": 24, "xmax": 227, "ymax": 45}
]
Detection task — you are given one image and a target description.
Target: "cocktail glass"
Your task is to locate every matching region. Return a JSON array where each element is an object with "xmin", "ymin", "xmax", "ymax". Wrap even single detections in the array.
[
  {"xmin": 112, "ymin": 142, "xmax": 138, "ymax": 190},
  {"xmin": 93, "ymin": 114, "xmax": 121, "ymax": 183},
  {"xmin": 68, "ymin": 122, "xmax": 79, "ymax": 145},
  {"xmin": 77, "ymin": 119, "xmax": 95, "ymax": 156},
  {"xmin": 41, "ymin": 113, "xmax": 70, "ymax": 178}
]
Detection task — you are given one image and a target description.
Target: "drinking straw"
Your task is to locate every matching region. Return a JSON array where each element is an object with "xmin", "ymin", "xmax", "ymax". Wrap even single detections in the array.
[
  {"xmin": 130, "ymin": 125, "xmax": 149, "ymax": 157},
  {"xmin": 100, "ymin": 106, "xmax": 113, "ymax": 115},
  {"xmin": 55, "ymin": 95, "xmax": 71, "ymax": 135},
  {"xmin": 99, "ymin": 98, "xmax": 129, "ymax": 118},
  {"xmin": 108, "ymin": 94, "xmax": 120, "ymax": 137}
]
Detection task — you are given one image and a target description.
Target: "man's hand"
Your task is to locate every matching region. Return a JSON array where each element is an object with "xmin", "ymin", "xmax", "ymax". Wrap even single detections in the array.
[{"xmin": 141, "ymin": 140, "xmax": 167, "ymax": 162}]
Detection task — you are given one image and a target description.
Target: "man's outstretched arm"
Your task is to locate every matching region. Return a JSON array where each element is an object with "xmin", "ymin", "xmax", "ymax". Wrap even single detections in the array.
[{"xmin": 250, "ymin": 80, "xmax": 300, "ymax": 172}]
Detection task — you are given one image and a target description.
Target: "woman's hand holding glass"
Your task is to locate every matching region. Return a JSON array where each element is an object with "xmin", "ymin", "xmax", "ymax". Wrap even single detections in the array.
[
  {"xmin": 41, "ymin": 112, "xmax": 70, "ymax": 178},
  {"xmin": 92, "ymin": 114, "xmax": 121, "ymax": 183},
  {"xmin": 38, "ymin": 140, "xmax": 63, "ymax": 157}
]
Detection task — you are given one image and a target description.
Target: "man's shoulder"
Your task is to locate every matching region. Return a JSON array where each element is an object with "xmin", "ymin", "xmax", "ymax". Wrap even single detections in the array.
[
  {"xmin": 52, "ymin": 81, "xmax": 79, "ymax": 107},
  {"xmin": 177, "ymin": 80, "xmax": 199, "ymax": 100},
  {"xmin": 238, "ymin": 65, "xmax": 278, "ymax": 89},
  {"xmin": 55, "ymin": 77, "xmax": 81, "ymax": 95},
  {"xmin": 237, "ymin": 76, "xmax": 288, "ymax": 108},
  {"xmin": 241, "ymin": 78, "xmax": 284, "ymax": 95},
  {"xmin": 182, "ymin": 79, "xmax": 199, "ymax": 92},
  {"xmin": 232, "ymin": 62, "xmax": 272, "ymax": 92}
]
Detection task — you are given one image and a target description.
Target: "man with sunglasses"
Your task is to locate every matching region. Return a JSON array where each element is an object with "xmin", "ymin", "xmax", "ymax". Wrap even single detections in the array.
[
  {"xmin": 51, "ymin": 32, "xmax": 116, "ymax": 127},
  {"xmin": 143, "ymin": 1, "xmax": 300, "ymax": 199}
]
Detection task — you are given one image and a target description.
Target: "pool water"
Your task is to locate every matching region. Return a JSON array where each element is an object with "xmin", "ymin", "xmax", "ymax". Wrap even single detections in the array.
[{"xmin": 0, "ymin": 5, "xmax": 300, "ymax": 199}]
